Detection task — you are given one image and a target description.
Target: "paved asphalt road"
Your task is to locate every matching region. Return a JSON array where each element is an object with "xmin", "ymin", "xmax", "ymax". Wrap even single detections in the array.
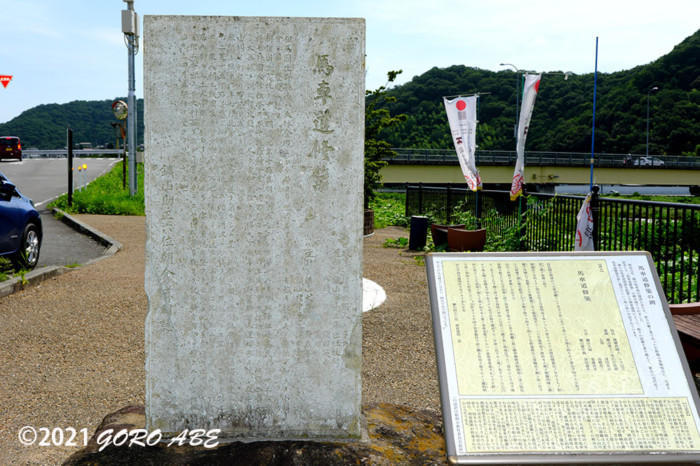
[
  {"xmin": 0, "ymin": 158, "xmax": 121, "ymax": 269},
  {"xmin": 0, "ymin": 157, "xmax": 120, "ymax": 207}
]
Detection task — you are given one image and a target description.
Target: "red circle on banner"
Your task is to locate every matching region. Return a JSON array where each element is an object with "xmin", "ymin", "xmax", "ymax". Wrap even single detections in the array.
[
  {"xmin": 534, "ymin": 80, "xmax": 541, "ymax": 93},
  {"xmin": 456, "ymin": 100, "xmax": 466, "ymax": 111}
]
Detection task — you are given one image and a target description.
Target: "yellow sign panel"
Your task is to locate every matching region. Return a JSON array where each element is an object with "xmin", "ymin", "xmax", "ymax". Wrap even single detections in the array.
[
  {"xmin": 442, "ymin": 259, "xmax": 641, "ymax": 395},
  {"xmin": 461, "ymin": 398, "xmax": 700, "ymax": 453}
]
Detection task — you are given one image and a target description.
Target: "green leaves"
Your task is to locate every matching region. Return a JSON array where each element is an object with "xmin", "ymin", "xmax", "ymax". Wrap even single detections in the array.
[
  {"xmin": 373, "ymin": 29, "xmax": 700, "ymax": 156},
  {"xmin": 365, "ymin": 70, "xmax": 407, "ymax": 208}
]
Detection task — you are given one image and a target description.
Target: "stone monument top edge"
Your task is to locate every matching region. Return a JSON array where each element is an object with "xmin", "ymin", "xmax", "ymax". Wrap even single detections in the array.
[{"xmin": 143, "ymin": 15, "xmax": 365, "ymax": 23}]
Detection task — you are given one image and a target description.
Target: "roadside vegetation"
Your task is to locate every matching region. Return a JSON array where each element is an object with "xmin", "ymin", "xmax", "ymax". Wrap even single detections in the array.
[
  {"xmin": 376, "ymin": 189, "xmax": 698, "ymax": 300},
  {"xmin": 605, "ymin": 192, "xmax": 700, "ymax": 204},
  {"xmin": 0, "ymin": 258, "xmax": 10, "ymax": 282},
  {"xmin": 373, "ymin": 191, "xmax": 522, "ymax": 253},
  {"xmin": 0, "ymin": 258, "xmax": 31, "ymax": 283},
  {"xmin": 49, "ymin": 161, "xmax": 144, "ymax": 215},
  {"xmin": 370, "ymin": 192, "xmax": 409, "ymax": 229}
]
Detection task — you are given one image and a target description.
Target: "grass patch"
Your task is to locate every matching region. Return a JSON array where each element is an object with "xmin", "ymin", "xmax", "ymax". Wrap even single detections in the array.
[
  {"xmin": 49, "ymin": 161, "xmax": 145, "ymax": 215},
  {"xmin": 383, "ymin": 237, "xmax": 408, "ymax": 248},
  {"xmin": 370, "ymin": 192, "xmax": 409, "ymax": 229}
]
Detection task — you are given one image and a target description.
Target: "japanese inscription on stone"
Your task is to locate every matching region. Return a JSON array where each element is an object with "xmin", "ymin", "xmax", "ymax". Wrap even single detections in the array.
[{"xmin": 143, "ymin": 16, "xmax": 365, "ymax": 441}]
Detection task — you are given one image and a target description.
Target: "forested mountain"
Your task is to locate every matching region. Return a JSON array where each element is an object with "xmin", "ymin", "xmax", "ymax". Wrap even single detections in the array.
[
  {"xmin": 1, "ymin": 29, "xmax": 697, "ymax": 154},
  {"xmin": 380, "ymin": 29, "xmax": 699, "ymax": 156},
  {"xmin": 0, "ymin": 99, "xmax": 144, "ymax": 149}
]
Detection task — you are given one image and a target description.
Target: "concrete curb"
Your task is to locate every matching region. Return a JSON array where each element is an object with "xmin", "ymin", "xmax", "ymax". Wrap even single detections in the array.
[
  {"xmin": 0, "ymin": 266, "xmax": 67, "ymax": 299},
  {"xmin": 52, "ymin": 208, "xmax": 123, "ymax": 258},
  {"xmin": 0, "ymin": 209, "xmax": 122, "ymax": 298}
]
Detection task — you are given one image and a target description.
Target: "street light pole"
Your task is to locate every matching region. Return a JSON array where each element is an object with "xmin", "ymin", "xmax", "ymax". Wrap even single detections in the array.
[
  {"xmin": 500, "ymin": 63, "xmax": 520, "ymax": 139},
  {"xmin": 646, "ymin": 86, "xmax": 659, "ymax": 157},
  {"xmin": 122, "ymin": 0, "xmax": 139, "ymax": 197}
]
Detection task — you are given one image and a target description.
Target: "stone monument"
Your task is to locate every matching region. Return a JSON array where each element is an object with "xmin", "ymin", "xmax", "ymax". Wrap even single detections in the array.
[{"xmin": 143, "ymin": 16, "xmax": 365, "ymax": 440}]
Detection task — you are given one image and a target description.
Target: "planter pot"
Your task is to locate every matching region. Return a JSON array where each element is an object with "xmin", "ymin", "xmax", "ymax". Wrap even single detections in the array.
[
  {"xmin": 430, "ymin": 223, "xmax": 466, "ymax": 248},
  {"xmin": 447, "ymin": 227, "xmax": 487, "ymax": 252}
]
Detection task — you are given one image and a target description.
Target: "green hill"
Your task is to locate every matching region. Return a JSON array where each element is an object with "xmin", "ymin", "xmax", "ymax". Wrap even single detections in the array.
[
  {"xmin": 380, "ymin": 29, "xmax": 699, "ymax": 156},
  {"xmin": 0, "ymin": 99, "xmax": 144, "ymax": 149},
  {"xmin": 1, "ymin": 29, "xmax": 697, "ymax": 154}
]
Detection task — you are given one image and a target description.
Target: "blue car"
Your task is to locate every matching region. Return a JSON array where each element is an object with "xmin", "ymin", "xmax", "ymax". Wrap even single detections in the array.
[{"xmin": 0, "ymin": 171, "xmax": 42, "ymax": 269}]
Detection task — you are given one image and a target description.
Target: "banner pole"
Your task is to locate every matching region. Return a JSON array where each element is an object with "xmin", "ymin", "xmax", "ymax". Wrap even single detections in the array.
[
  {"xmin": 475, "ymin": 95, "xmax": 481, "ymax": 228},
  {"xmin": 589, "ymin": 37, "xmax": 599, "ymax": 191}
]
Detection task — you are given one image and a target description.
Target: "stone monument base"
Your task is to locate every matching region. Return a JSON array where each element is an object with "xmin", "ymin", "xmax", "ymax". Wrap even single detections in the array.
[{"xmin": 63, "ymin": 404, "xmax": 445, "ymax": 465}]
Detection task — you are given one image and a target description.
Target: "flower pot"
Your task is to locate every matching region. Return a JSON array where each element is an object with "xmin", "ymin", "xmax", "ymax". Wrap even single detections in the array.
[{"xmin": 447, "ymin": 227, "xmax": 487, "ymax": 252}]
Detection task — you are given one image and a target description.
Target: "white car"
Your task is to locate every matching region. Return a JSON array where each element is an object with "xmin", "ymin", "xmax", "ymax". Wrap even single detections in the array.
[{"xmin": 633, "ymin": 156, "xmax": 665, "ymax": 167}]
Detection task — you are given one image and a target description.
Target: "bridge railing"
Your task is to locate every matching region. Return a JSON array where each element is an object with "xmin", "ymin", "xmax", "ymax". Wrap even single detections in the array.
[
  {"xmin": 390, "ymin": 148, "xmax": 700, "ymax": 169},
  {"xmin": 406, "ymin": 183, "xmax": 700, "ymax": 304},
  {"xmin": 23, "ymin": 149, "xmax": 126, "ymax": 158}
]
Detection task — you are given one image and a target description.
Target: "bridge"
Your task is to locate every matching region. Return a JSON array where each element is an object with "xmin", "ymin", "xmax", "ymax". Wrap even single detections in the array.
[
  {"xmin": 381, "ymin": 149, "xmax": 700, "ymax": 188},
  {"xmin": 22, "ymin": 149, "xmax": 125, "ymax": 158}
]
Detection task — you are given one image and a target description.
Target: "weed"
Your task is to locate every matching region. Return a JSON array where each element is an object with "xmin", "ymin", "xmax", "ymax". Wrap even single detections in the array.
[
  {"xmin": 0, "ymin": 257, "xmax": 11, "ymax": 282},
  {"xmin": 14, "ymin": 269, "xmax": 28, "ymax": 286},
  {"xmin": 383, "ymin": 237, "xmax": 408, "ymax": 248},
  {"xmin": 370, "ymin": 193, "xmax": 409, "ymax": 229}
]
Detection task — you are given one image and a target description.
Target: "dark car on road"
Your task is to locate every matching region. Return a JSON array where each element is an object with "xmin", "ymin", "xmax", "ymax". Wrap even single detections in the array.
[
  {"xmin": 0, "ymin": 171, "xmax": 41, "ymax": 269},
  {"xmin": 0, "ymin": 136, "xmax": 22, "ymax": 161}
]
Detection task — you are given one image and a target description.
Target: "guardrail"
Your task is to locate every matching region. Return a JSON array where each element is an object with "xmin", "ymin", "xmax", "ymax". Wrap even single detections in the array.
[
  {"xmin": 23, "ymin": 149, "xmax": 126, "ymax": 158},
  {"xmin": 389, "ymin": 148, "xmax": 700, "ymax": 169}
]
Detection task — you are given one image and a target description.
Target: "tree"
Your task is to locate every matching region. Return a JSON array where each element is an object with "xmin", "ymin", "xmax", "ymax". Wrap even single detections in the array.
[{"xmin": 364, "ymin": 70, "xmax": 407, "ymax": 209}]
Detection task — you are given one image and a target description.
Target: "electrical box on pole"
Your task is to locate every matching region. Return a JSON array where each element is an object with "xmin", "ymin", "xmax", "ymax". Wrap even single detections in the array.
[
  {"xmin": 121, "ymin": 10, "xmax": 139, "ymax": 36},
  {"xmin": 122, "ymin": 0, "xmax": 138, "ymax": 197}
]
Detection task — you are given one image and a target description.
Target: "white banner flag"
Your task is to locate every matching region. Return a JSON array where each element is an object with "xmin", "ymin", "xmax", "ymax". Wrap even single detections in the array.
[
  {"xmin": 575, "ymin": 193, "xmax": 595, "ymax": 251},
  {"xmin": 444, "ymin": 95, "xmax": 481, "ymax": 191},
  {"xmin": 510, "ymin": 73, "xmax": 542, "ymax": 200}
]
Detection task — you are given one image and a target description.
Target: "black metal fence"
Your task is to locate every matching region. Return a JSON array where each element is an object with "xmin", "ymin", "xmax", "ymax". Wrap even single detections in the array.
[{"xmin": 406, "ymin": 184, "xmax": 700, "ymax": 303}]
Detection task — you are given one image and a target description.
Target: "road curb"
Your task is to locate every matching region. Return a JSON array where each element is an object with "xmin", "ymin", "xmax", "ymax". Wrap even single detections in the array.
[
  {"xmin": 0, "ymin": 266, "xmax": 67, "ymax": 299},
  {"xmin": 0, "ymin": 210, "xmax": 123, "ymax": 299},
  {"xmin": 52, "ymin": 208, "xmax": 123, "ymax": 257}
]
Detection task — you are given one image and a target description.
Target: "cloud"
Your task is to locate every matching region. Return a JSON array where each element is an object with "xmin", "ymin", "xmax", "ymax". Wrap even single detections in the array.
[
  {"xmin": 79, "ymin": 28, "xmax": 126, "ymax": 48},
  {"xmin": 4, "ymin": 0, "xmax": 64, "ymax": 39}
]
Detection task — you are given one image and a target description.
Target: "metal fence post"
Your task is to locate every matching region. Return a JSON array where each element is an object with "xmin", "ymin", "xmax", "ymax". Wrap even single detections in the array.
[
  {"xmin": 67, "ymin": 128, "xmax": 73, "ymax": 207},
  {"xmin": 591, "ymin": 185, "xmax": 601, "ymax": 250},
  {"xmin": 418, "ymin": 182, "xmax": 423, "ymax": 215},
  {"xmin": 446, "ymin": 184, "xmax": 452, "ymax": 223},
  {"xmin": 519, "ymin": 195, "xmax": 528, "ymax": 251},
  {"xmin": 404, "ymin": 185, "xmax": 410, "ymax": 217},
  {"xmin": 476, "ymin": 191, "xmax": 482, "ymax": 229}
]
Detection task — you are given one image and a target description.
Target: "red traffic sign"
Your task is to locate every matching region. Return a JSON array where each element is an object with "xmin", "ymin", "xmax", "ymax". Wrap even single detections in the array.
[{"xmin": 0, "ymin": 75, "xmax": 12, "ymax": 88}]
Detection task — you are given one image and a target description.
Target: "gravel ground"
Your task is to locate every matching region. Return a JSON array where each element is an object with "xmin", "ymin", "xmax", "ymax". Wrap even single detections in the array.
[{"xmin": 0, "ymin": 219, "xmax": 438, "ymax": 465}]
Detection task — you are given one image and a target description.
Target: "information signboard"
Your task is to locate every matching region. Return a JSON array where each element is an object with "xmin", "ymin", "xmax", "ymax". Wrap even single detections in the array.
[{"xmin": 426, "ymin": 252, "xmax": 700, "ymax": 464}]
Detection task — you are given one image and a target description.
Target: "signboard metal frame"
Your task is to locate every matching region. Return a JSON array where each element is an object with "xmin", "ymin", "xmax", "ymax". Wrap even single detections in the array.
[{"xmin": 426, "ymin": 251, "xmax": 700, "ymax": 464}]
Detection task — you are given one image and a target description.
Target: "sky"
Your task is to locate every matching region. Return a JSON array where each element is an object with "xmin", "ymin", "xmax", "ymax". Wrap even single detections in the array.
[{"xmin": 1, "ymin": 0, "xmax": 698, "ymax": 124}]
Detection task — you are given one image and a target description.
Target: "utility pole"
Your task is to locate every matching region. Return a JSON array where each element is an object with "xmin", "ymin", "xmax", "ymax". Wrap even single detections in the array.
[
  {"xmin": 646, "ymin": 86, "xmax": 659, "ymax": 157},
  {"xmin": 122, "ymin": 0, "xmax": 139, "ymax": 196},
  {"xmin": 500, "ymin": 63, "xmax": 521, "ymax": 139}
]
